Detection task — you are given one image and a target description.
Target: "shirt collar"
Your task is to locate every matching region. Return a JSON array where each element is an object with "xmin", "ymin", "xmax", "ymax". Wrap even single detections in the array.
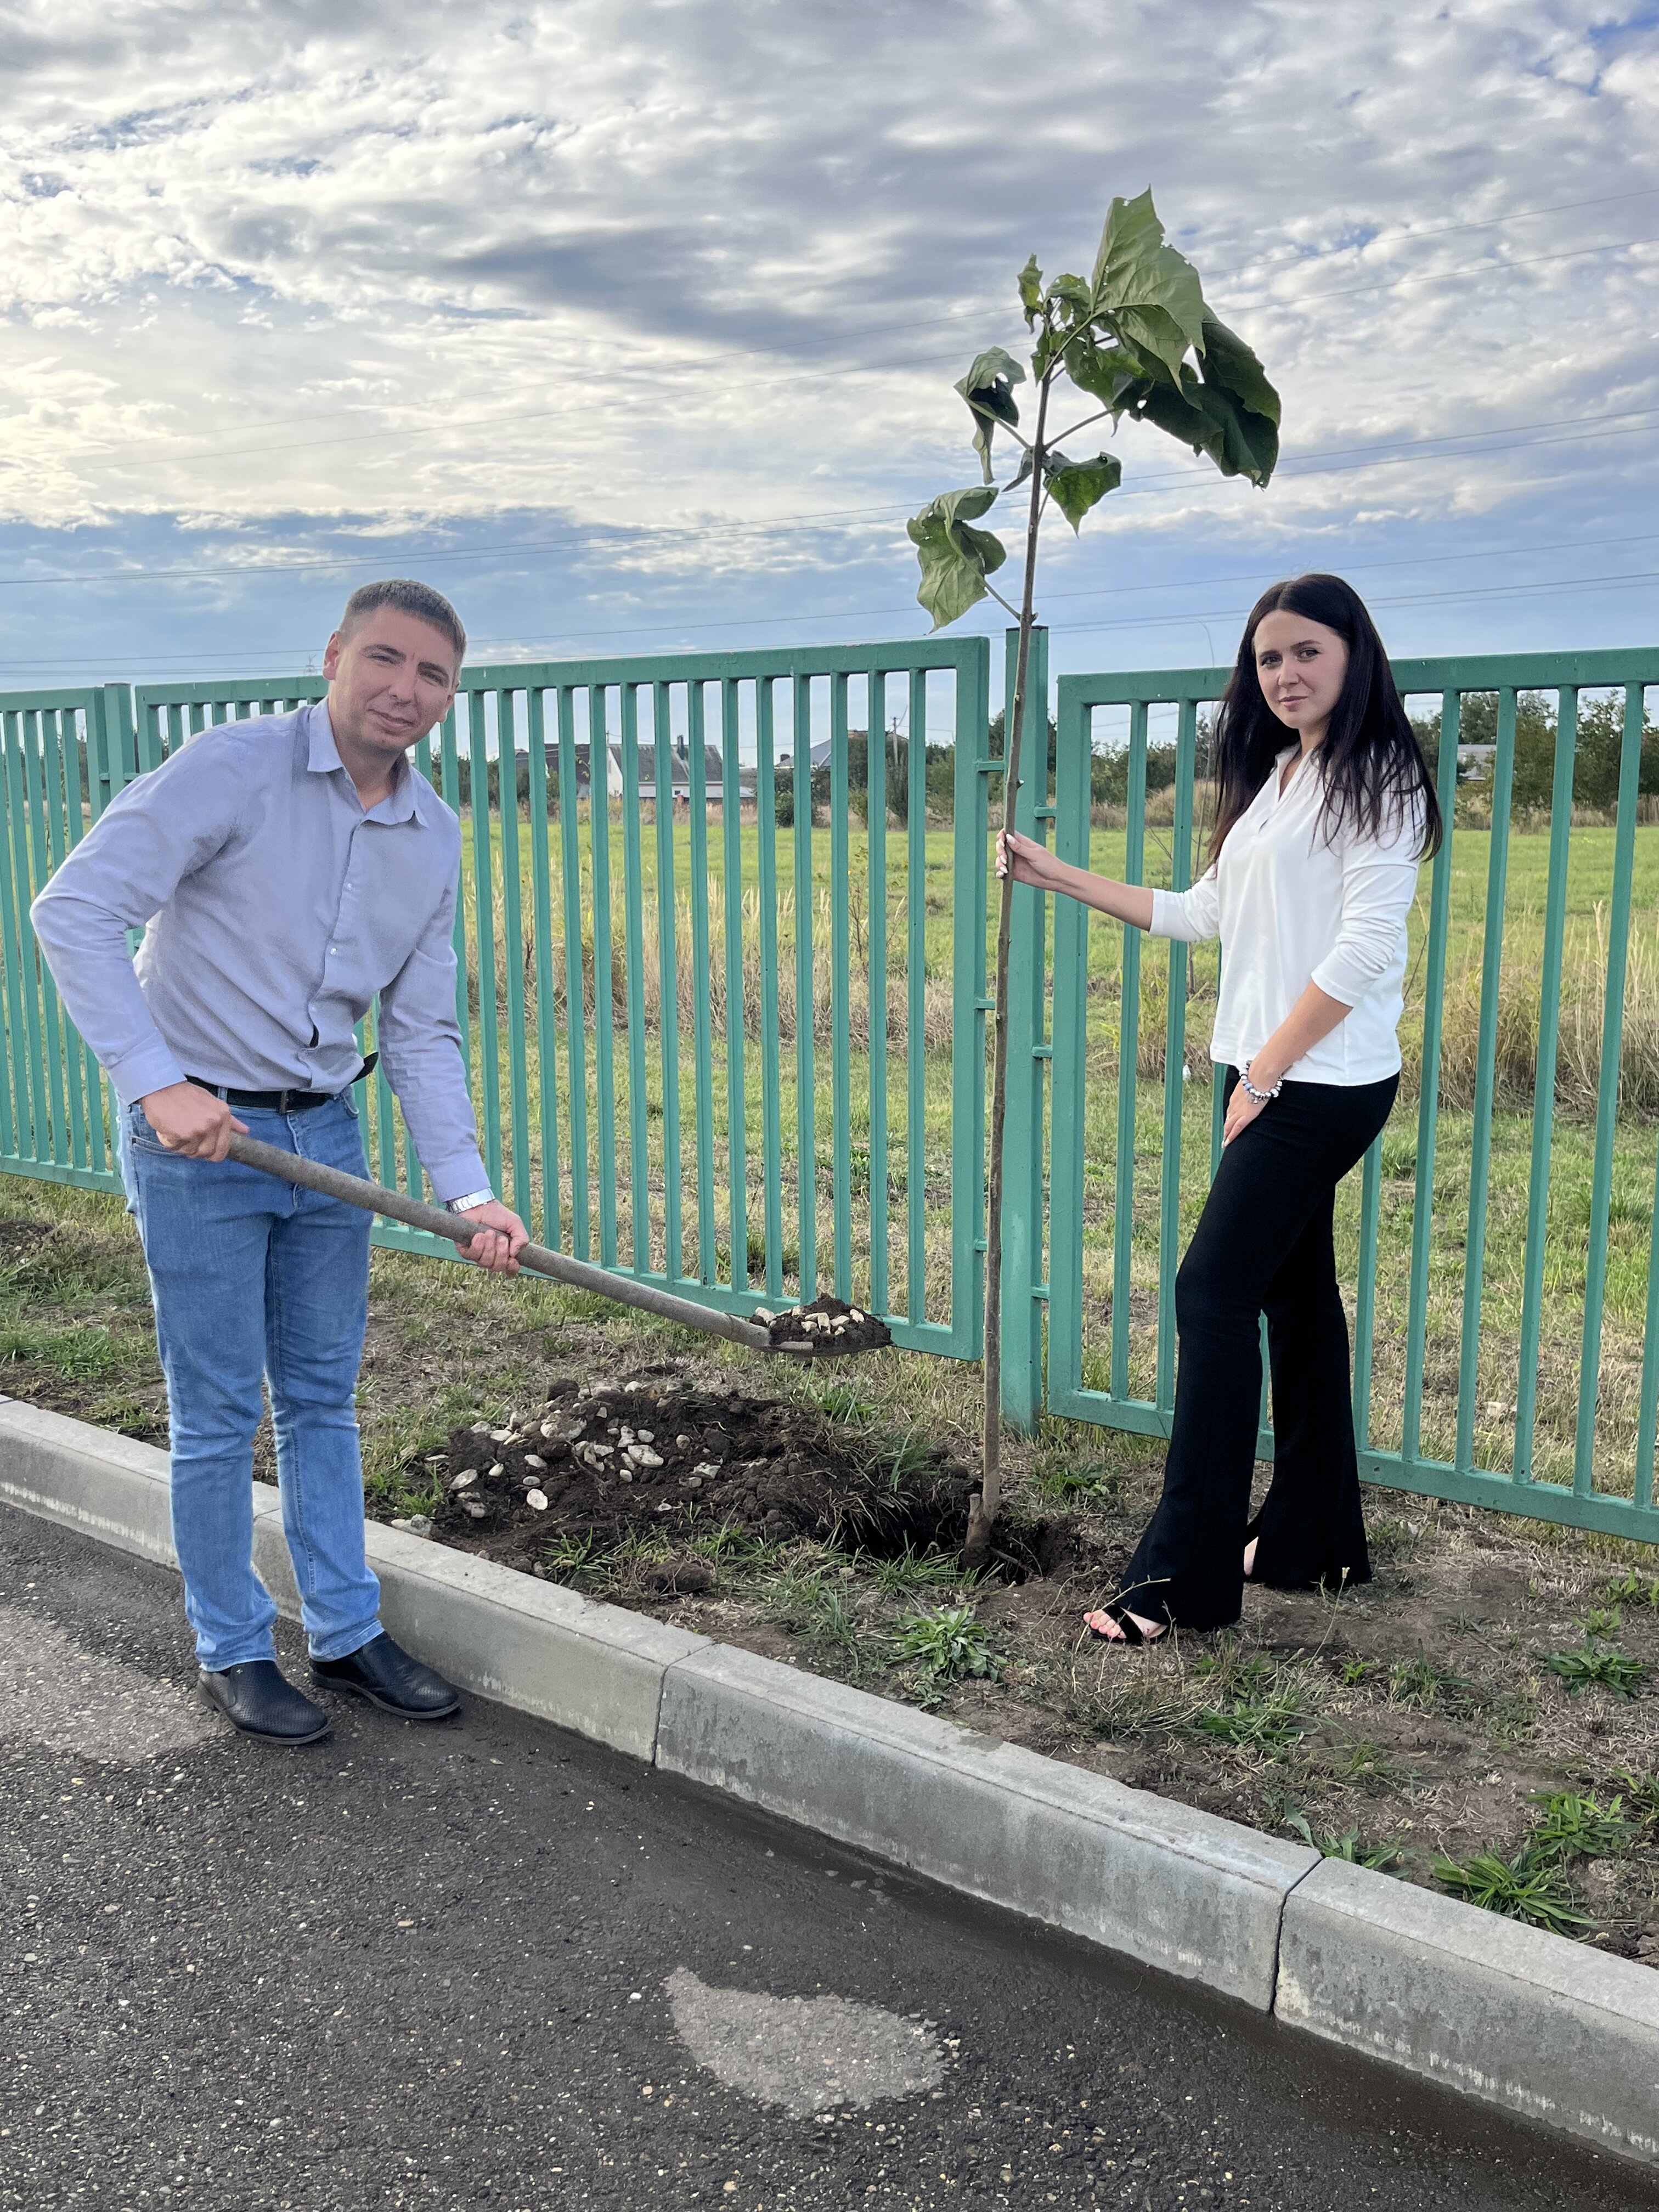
[{"xmin": 306, "ymin": 699, "xmax": 421, "ymax": 824}]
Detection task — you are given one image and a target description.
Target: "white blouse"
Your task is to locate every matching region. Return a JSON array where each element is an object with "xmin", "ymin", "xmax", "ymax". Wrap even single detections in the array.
[{"xmin": 1149, "ymin": 746, "xmax": 1424, "ymax": 1087}]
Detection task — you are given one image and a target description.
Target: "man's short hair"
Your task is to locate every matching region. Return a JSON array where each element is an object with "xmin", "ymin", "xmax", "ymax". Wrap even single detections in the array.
[{"xmin": 337, "ymin": 580, "xmax": 466, "ymax": 671}]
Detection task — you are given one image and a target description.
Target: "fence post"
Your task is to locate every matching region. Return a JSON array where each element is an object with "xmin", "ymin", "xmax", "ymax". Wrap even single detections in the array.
[{"xmin": 998, "ymin": 625, "xmax": 1049, "ymax": 1434}]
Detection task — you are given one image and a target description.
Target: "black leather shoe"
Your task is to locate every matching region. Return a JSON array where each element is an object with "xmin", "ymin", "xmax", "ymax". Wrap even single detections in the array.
[
  {"xmin": 309, "ymin": 1633, "xmax": 460, "ymax": 1720},
  {"xmin": 199, "ymin": 1661, "xmax": 332, "ymax": 1745}
]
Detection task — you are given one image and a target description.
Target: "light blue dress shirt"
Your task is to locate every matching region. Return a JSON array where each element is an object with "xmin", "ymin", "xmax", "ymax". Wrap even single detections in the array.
[{"xmin": 31, "ymin": 700, "xmax": 490, "ymax": 1204}]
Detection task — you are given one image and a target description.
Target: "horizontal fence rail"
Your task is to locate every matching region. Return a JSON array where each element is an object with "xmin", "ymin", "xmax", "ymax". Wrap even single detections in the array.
[
  {"xmin": 1037, "ymin": 647, "xmax": 1659, "ymax": 1544},
  {"xmin": 9, "ymin": 645, "xmax": 992, "ymax": 1359}
]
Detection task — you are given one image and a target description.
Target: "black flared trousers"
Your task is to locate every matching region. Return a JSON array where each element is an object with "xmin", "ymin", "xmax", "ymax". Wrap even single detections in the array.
[{"xmin": 1113, "ymin": 1066, "xmax": 1399, "ymax": 1632}]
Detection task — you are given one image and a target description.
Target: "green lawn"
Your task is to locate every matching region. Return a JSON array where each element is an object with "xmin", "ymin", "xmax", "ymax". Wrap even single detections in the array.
[{"xmin": 353, "ymin": 806, "xmax": 1658, "ymax": 1513}]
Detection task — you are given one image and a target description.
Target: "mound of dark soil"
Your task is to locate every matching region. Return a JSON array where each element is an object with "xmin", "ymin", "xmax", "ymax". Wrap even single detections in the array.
[{"xmin": 399, "ymin": 1359, "xmax": 1061, "ymax": 1578}]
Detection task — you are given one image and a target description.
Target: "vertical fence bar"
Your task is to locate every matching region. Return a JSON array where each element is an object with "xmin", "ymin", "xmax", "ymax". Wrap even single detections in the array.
[
  {"xmin": 1046, "ymin": 690, "xmax": 1093, "ymax": 1403},
  {"xmin": 653, "ymin": 685, "xmax": 684, "ymax": 1279},
  {"xmin": 0, "ymin": 715, "xmax": 30, "ymax": 1155},
  {"xmin": 8, "ymin": 714, "xmax": 50, "ymax": 1159},
  {"xmin": 720, "ymin": 679, "xmax": 749, "ymax": 1294},
  {"xmin": 1352, "ymin": 1145, "xmax": 1383, "ymax": 1442},
  {"xmin": 1635, "ymin": 1131, "xmax": 1659, "ymax": 1513},
  {"xmin": 756, "ymin": 681, "xmax": 785, "ymax": 1300},
  {"xmin": 589, "ymin": 688, "xmax": 619, "ymax": 1269},
  {"xmin": 554, "ymin": 690, "xmax": 588, "ymax": 1259},
  {"xmin": 527, "ymin": 687, "xmax": 562, "ymax": 1250},
  {"xmin": 905, "ymin": 668, "xmax": 927, "ymax": 1325},
  {"xmin": 1454, "ymin": 690, "xmax": 1515, "ymax": 1479},
  {"xmin": 496, "ymin": 692, "xmax": 533, "ymax": 1233},
  {"xmin": 867, "ymin": 670, "xmax": 889, "ymax": 1319},
  {"xmin": 620, "ymin": 686, "xmax": 650, "ymax": 1272},
  {"xmin": 40, "ymin": 712, "xmax": 89, "ymax": 1171},
  {"xmin": 1110, "ymin": 704, "xmax": 1148, "ymax": 1401},
  {"xmin": 1573, "ymin": 682, "xmax": 1646, "ymax": 1497},
  {"xmin": 21, "ymin": 717, "xmax": 70, "ymax": 1164},
  {"xmin": 951, "ymin": 648, "xmax": 990, "ymax": 1355},
  {"xmin": 793, "ymin": 673, "xmax": 817, "ymax": 1302},
  {"xmin": 687, "ymin": 681, "xmax": 716, "ymax": 1284},
  {"xmin": 436, "ymin": 707, "xmax": 469, "ymax": 1119},
  {"xmin": 1402, "ymin": 694, "xmax": 1460, "ymax": 1466},
  {"xmin": 1155, "ymin": 699, "xmax": 1198, "ymax": 1416},
  {"xmin": 1514, "ymin": 689, "xmax": 1577, "ymax": 1482},
  {"xmin": 466, "ymin": 693, "xmax": 504, "ymax": 1200},
  {"xmin": 830, "ymin": 674, "xmax": 852, "ymax": 1300}
]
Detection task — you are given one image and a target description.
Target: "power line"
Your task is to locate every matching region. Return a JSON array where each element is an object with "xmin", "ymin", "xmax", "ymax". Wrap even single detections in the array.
[
  {"xmin": 7, "ymin": 402, "xmax": 1658, "ymax": 594},
  {"xmin": 2, "ymin": 558, "xmax": 1654, "ymax": 677}
]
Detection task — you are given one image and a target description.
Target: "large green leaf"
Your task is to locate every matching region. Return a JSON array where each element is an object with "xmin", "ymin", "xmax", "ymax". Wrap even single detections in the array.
[
  {"xmin": 1198, "ymin": 313, "xmax": 1281, "ymax": 428},
  {"xmin": 1133, "ymin": 358, "xmax": 1279, "ymax": 483},
  {"xmin": 1060, "ymin": 330, "xmax": 1146, "ymax": 413},
  {"xmin": 907, "ymin": 486, "xmax": 1008, "ymax": 630},
  {"xmin": 1044, "ymin": 450, "xmax": 1123, "ymax": 532},
  {"xmin": 955, "ymin": 346, "xmax": 1025, "ymax": 483},
  {"xmin": 1090, "ymin": 189, "xmax": 1206, "ymax": 386}
]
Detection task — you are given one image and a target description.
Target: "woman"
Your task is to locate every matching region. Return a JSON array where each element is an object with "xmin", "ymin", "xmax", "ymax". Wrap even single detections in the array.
[{"xmin": 998, "ymin": 574, "xmax": 1442, "ymax": 1643}]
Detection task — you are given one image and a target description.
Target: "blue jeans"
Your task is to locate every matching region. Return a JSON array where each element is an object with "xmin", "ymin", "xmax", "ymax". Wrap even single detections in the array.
[{"xmin": 118, "ymin": 1094, "xmax": 381, "ymax": 1671}]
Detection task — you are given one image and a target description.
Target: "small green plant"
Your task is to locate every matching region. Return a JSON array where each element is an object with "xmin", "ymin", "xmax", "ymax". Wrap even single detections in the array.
[
  {"xmin": 1195, "ymin": 1689, "xmax": 1305, "ymax": 1754},
  {"xmin": 1340, "ymin": 1740, "xmax": 1396, "ymax": 1788},
  {"xmin": 1605, "ymin": 1572, "xmax": 1659, "ymax": 1610},
  {"xmin": 1432, "ymin": 1846, "xmax": 1594, "ymax": 1936},
  {"xmin": 1526, "ymin": 1791, "xmax": 1638, "ymax": 1863},
  {"xmin": 1387, "ymin": 1654, "xmax": 1477, "ymax": 1711},
  {"xmin": 893, "ymin": 1605, "xmax": 998, "ymax": 1683},
  {"xmin": 1335, "ymin": 1658, "xmax": 1375, "ymax": 1688},
  {"xmin": 1613, "ymin": 1770, "xmax": 1659, "ymax": 1826},
  {"xmin": 864, "ymin": 1542, "xmax": 965, "ymax": 1601},
  {"xmin": 766, "ymin": 1558, "xmax": 864, "ymax": 1656},
  {"xmin": 1577, "ymin": 1606, "xmax": 1622, "ymax": 1639},
  {"xmin": 539, "ymin": 1531, "xmax": 612, "ymax": 1589},
  {"xmin": 813, "ymin": 1381, "xmax": 877, "ymax": 1426},
  {"xmin": 1031, "ymin": 1460, "xmax": 1118, "ymax": 1504},
  {"xmin": 1543, "ymin": 1644, "xmax": 1647, "ymax": 1699},
  {"xmin": 1282, "ymin": 1812, "xmax": 1403, "ymax": 1872}
]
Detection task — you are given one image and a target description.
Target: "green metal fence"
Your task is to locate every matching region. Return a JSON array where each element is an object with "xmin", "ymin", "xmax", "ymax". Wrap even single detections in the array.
[
  {"xmin": 1032, "ymin": 648, "xmax": 1659, "ymax": 1544},
  {"xmin": 4, "ymin": 637, "xmax": 1658, "ymax": 1546},
  {"xmin": 17, "ymin": 644, "xmax": 993, "ymax": 1357}
]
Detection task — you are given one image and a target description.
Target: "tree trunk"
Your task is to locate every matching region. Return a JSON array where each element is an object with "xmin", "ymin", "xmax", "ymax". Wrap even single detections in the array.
[{"xmin": 963, "ymin": 370, "xmax": 1053, "ymax": 1573}]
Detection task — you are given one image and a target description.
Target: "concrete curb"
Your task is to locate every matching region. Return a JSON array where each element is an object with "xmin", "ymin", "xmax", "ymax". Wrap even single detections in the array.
[{"xmin": 3, "ymin": 1399, "xmax": 1656, "ymax": 2166}]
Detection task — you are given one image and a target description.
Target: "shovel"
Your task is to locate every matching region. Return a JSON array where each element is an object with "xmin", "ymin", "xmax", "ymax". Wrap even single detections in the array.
[{"xmin": 225, "ymin": 1133, "xmax": 891, "ymax": 1362}]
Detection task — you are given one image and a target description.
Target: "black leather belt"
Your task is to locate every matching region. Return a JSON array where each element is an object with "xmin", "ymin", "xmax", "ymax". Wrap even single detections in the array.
[{"xmin": 187, "ymin": 1053, "xmax": 377, "ymax": 1114}]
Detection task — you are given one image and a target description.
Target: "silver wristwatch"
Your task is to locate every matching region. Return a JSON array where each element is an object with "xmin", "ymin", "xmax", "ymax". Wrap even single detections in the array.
[{"xmin": 446, "ymin": 1187, "xmax": 496, "ymax": 1215}]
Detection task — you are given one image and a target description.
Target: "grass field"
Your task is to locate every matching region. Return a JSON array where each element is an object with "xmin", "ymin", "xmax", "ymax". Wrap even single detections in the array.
[{"xmin": 399, "ymin": 800, "xmax": 1658, "ymax": 1510}]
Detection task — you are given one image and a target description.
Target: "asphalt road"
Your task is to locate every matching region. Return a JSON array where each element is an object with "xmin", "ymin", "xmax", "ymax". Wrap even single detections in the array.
[{"xmin": 4, "ymin": 1502, "xmax": 1657, "ymax": 2212}]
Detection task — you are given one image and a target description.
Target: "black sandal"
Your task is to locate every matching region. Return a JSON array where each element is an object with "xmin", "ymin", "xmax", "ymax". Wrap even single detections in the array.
[{"xmin": 1082, "ymin": 1603, "xmax": 1167, "ymax": 1646}]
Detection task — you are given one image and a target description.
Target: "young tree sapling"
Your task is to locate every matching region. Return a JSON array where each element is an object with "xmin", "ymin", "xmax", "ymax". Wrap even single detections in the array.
[{"xmin": 909, "ymin": 189, "xmax": 1282, "ymax": 1568}]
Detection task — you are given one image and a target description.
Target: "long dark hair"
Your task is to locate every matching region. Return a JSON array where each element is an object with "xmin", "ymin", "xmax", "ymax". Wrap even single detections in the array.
[{"xmin": 1207, "ymin": 573, "xmax": 1443, "ymax": 864}]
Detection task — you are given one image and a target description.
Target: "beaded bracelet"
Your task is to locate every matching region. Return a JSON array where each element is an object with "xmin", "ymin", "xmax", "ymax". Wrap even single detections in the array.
[{"xmin": 1239, "ymin": 1060, "xmax": 1283, "ymax": 1104}]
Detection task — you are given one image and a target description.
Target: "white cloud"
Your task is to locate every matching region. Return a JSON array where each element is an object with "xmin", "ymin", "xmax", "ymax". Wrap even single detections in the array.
[{"xmin": 0, "ymin": 0, "xmax": 1655, "ymax": 669}]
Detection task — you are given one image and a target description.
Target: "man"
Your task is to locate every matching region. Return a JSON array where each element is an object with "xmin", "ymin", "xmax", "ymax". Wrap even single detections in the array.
[{"xmin": 32, "ymin": 579, "xmax": 527, "ymax": 1746}]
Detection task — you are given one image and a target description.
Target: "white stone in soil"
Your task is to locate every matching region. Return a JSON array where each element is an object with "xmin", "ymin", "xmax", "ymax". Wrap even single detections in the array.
[
  {"xmin": 525, "ymin": 1489, "xmax": 549, "ymax": 1511},
  {"xmin": 524, "ymin": 1454, "xmax": 545, "ymax": 1471},
  {"xmin": 488, "ymin": 1462, "xmax": 505, "ymax": 1479},
  {"xmin": 450, "ymin": 1470, "xmax": 478, "ymax": 1491},
  {"xmin": 636, "ymin": 1430, "xmax": 654, "ymax": 1443}
]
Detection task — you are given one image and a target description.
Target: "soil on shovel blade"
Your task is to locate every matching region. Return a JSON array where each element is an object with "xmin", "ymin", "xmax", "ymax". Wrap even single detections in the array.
[{"xmin": 397, "ymin": 1357, "xmax": 1069, "ymax": 1588}]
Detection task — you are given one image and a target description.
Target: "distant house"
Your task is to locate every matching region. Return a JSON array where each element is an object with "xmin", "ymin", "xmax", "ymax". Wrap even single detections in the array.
[{"xmin": 544, "ymin": 740, "xmax": 758, "ymax": 815}]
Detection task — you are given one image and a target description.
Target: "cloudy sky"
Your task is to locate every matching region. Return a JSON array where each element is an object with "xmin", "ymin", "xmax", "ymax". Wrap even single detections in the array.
[{"xmin": 2, "ymin": 0, "xmax": 1657, "ymax": 693}]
